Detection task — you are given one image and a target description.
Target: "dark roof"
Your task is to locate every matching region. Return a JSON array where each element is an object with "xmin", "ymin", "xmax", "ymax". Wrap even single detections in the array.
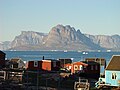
[
  {"xmin": 0, "ymin": 50, "xmax": 5, "ymax": 55},
  {"xmin": 10, "ymin": 58, "xmax": 21, "ymax": 63},
  {"xmin": 81, "ymin": 61, "xmax": 100, "ymax": 65},
  {"xmin": 73, "ymin": 62, "xmax": 88, "ymax": 66},
  {"xmin": 106, "ymin": 55, "xmax": 120, "ymax": 71},
  {"xmin": 85, "ymin": 58, "xmax": 105, "ymax": 66},
  {"xmin": 42, "ymin": 59, "xmax": 59, "ymax": 62}
]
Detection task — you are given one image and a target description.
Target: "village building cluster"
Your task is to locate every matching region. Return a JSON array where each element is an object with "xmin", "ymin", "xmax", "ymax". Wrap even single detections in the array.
[{"xmin": 0, "ymin": 50, "xmax": 120, "ymax": 90}]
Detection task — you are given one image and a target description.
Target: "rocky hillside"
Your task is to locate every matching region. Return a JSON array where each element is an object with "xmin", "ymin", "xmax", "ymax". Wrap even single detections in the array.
[
  {"xmin": 11, "ymin": 31, "xmax": 46, "ymax": 48},
  {"xmin": 85, "ymin": 34, "xmax": 120, "ymax": 50},
  {"xmin": 0, "ymin": 41, "xmax": 11, "ymax": 50},
  {"xmin": 1, "ymin": 24, "xmax": 120, "ymax": 51},
  {"xmin": 44, "ymin": 24, "xmax": 101, "ymax": 50}
]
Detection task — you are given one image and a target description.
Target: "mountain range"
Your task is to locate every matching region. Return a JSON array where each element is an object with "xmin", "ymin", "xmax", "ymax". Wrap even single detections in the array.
[{"xmin": 1, "ymin": 24, "xmax": 120, "ymax": 51}]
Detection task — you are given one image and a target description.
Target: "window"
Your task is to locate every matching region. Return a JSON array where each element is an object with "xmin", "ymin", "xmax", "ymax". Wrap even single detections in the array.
[
  {"xmin": 34, "ymin": 61, "xmax": 38, "ymax": 67},
  {"xmin": 112, "ymin": 73, "xmax": 117, "ymax": 79},
  {"xmin": 95, "ymin": 65, "xmax": 98, "ymax": 70},
  {"xmin": 91, "ymin": 65, "xmax": 94, "ymax": 70},
  {"xmin": 69, "ymin": 66, "xmax": 71, "ymax": 69},
  {"xmin": 80, "ymin": 65, "xmax": 83, "ymax": 70},
  {"xmin": 74, "ymin": 65, "xmax": 78, "ymax": 70},
  {"xmin": 53, "ymin": 61, "xmax": 56, "ymax": 67}
]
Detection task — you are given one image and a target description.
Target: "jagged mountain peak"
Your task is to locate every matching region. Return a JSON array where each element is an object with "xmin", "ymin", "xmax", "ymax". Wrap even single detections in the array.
[
  {"xmin": 10, "ymin": 31, "xmax": 47, "ymax": 48},
  {"xmin": 47, "ymin": 24, "xmax": 82, "ymax": 42},
  {"xmin": 51, "ymin": 24, "xmax": 78, "ymax": 33},
  {"xmin": 21, "ymin": 31, "xmax": 45, "ymax": 36},
  {"xmin": 44, "ymin": 24, "xmax": 102, "ymax": 50},
  {"xmin": 1, "ymin": 24, "xmax": 120, "ymax": 51},
  {"xmin": 51, "ymin": 24, "xmax": 81, "ymax": 35}
]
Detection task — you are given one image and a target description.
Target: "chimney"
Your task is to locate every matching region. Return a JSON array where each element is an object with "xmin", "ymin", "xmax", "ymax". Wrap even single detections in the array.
[{"xmin": 43, "ymin": 56, "xmax": 44, "ymax": 60}]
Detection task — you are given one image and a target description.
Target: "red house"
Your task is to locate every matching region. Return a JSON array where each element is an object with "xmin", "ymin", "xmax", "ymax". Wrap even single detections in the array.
[
  {"xmin": 26, "ymin": 60, "xmax": 42, "ymax": 70},
  {"xmin": 42, "ymin": 60, "xmax": 60, "ymax": 71},
  {"xmin": 65, "ymin": 61, "xmax": 100, "ymax": 79},
  {"xmin": 65, "ymin": 62, "xmax": 88, "ymax": 73},
  {"xmin": 26, "ymin": 59, "xmax": 60, "ymax": 71}
]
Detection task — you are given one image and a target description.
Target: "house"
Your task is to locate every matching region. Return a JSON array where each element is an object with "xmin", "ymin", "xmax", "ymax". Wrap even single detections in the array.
[
  {"xmin": 59, "ymin": 58, "xmax": 72, "ymax": 68},
  {"xmin": 0, "ymin": 60, "xmax": 5, "ymax": 69},
  {"xmin": 65, "ymin": 61, "xmax": 100, "ymax": 78},
  {"xmin": 42, "ymin": 59, "xmax": 60, "ymax": 71},
  {"xmin": 82, "ymin": 61, "xmax": 100, "ymax": 79},
  {"xmin": 105, "ymin": 55, "xmax": 120, "ymax": 87},
  {"xmin": 4, "ymin": 58, "xmax": 25, "ymax": 82},
  {"xmin": 0, "ymin": 51, "xmax": 6, "ymax": 69},
  {"xmin": 0, "ymin": 50, "xmax": 6, "ymax": 60},
  {"xmin": 26, "ymin": 60, "xmax": 42, "ymax": 70},
  {"xmin": 7, "ymin": 58, "xmax": 25, "ymax": 69},
  {"xmin": 85, "ymin": 58, "xmax": 106, "ymax": 66},
  {"xmin": 26, "ymin": 59, "xmax": 60, "ymax": 71},
  {"xmin": 85, "ymin": 58, "xmax": 106, "ymax": 72},
  {"xmin": 65, "ymin": 62, "xmax": 88, "ymax": 73}
]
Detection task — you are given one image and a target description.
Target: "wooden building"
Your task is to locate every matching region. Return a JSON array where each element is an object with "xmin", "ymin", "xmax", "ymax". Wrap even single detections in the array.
[
  {"xmin": 0, "ymin": 51, "xmax": 6, "ymax": 69},
  {"xmin": 59, "ymin": 58, "xmax": 72, "ymax": 68},
  {"xmin": 0, "ymin": 50, "xmax": 6, "ymax": 60},
  {"xmin": 105, "ymin": 55, "xmax": 120, "ymax": 87},
  {"xmin": 6, "ymin": 58, "xmax": 25, "ymax": 69},
  {"xmin": 65, "ymin": 60, "xmax": 100, "ymax": 79},
  {"xmin": 85, "ymin": 58, "xmax": 106, "ymax": 65},
  {"xmin": 26, "ymin": 60, "xmax": 42, "ymax": 71},
  {"xmin": 85, "ymin": 58, "xmax": 106, "ymax": 68},
  {"xmin": 42, "ymin": 59, "xmax": 60, "ymax": 71},
  {"xmin": 26, "ymin": 59, "xmax": 60, "ymax": 71},
  {"xmin": 82, "ymin": 61, "xmax": 100, "ymax": 79},
  {"xmin": 65, "ymin": 62, "xmax": 88, "ymax": 73}
]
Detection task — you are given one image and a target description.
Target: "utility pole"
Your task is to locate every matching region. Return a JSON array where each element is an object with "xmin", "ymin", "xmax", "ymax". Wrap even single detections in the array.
[
  {"xmin": 37, "ymin": 68, "xmax": 39, "ymax": 90},
  {"xmin": 64, "ymin": 59, "xmax": 65, "ymax": 68},
  {"xmin": 27, "ymin": 70, "xmax": 28, "ymax": 89},
  {"xmin": 71, "ymin": 58, "xmax": 74, "ymax": 74},
  {"xmin": 46, "ymin": 78, "xmax": 48, "ymax": 90}
]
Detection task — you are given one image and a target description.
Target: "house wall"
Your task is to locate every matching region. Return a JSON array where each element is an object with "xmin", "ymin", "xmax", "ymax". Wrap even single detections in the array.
[
  {"xmin": 0, "ymin": 52, "xmax": 5, "ymax": 68},
  {"xmin": 18, "ymin": 60, "xmax": 25, "ymax": 69},
  {"xmin": 59, "ymin": 59, "xmax": 72, "ymax": 68},
  {"xmin": 42, "ymin": 61, "xmax": 51, "ymax": 71},
  {"xmin": 27, "ymin": 60, "xmax": 60, "ymax": 71},
  {"xmin": 0, "ymin": 53, "xmax": 5, "ymax": 60},
  {"xmin": 0, "ymin": 60, "xmax": 5, "ymax": 68},
  {"xmin": 83, "ymin": 63, "xmax": 100, "ymax": 79},
  {"xmin": 66, "ymin": 63, "xmax": 85, "ymax": 73},
  {"xmin": 51, "ymin": 61, "xmax": 60, "ymax": 71},
  {"xmin": 105, "ymin": 70, "xmax": 120, "ymax": 86},
  {"xmin": 86, "ymin": 64, "xmax": 100, "ymax": 74},
  {"xmin": 12, "ymin": 63, "xmax": 18, "ymax": 68},
  {"xmin": 27, "ymin": 61, "xmax": 42, "ymax": 70},
  {"xmin": 72, "ymin": 64, "xmax": 81, "ymax": 73}
]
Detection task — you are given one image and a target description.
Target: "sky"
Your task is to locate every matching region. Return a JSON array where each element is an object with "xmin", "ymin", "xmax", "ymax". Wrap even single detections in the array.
[{"xmin": 0, "ymin": 0, "xmax": 120, "ymax": 41}]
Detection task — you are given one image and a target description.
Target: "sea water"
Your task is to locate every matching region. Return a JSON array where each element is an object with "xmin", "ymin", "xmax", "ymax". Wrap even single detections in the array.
[{"xmin": 4, "ymin": 51, "xmax": 120, "ymax": 62}]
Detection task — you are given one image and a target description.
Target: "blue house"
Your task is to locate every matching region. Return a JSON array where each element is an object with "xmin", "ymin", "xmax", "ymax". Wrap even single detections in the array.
[{"xmin": 105, "ymin": 55, "xmax": 120, "ymax": 86}]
